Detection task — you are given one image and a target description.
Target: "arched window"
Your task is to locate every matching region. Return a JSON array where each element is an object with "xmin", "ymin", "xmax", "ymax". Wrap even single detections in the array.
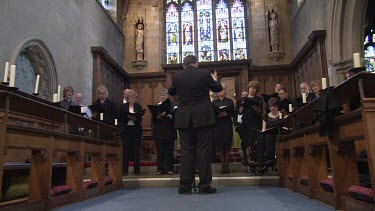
[
  {"xmin": 99, "ymin": 0, "xmax": 117, "ymax": 21},
  {"xmin": 165, "ymin": 0, "xmax": 248, "ymax": 64},
  {"xmin": 364, "ymin": 0, "xmax": 374, "ymax": 72},
  {"xmin": 364, "ymin": 29, "xmax": 375, "ymax": 72}
]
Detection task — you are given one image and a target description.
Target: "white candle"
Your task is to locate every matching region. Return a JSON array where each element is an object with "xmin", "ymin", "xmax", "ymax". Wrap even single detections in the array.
[
  {"xmin": 302, "ymin": 93, "xmax": 307, "ymax": 103},
  {"xmin": 34, "ymin": 75, "xmax": 40, "ymax": 93},
  {"xmin": 123, "ymin": 98, "xmax": 126, "ymax": 104},
  {"xmin": 289, "ymin": 104, "xmax": 293, "ymax": 113},
  {"xmin": 114, "ymin": 119, "xmax": 118, "ymax": 126},
  {"xmin": 3, "ymin": 62, "xmax": 9, "ymax": 83},
  {"xmin": 9, "ymin": 65, "xmax": 16, "ymax": 87},
  {"xmin": 279, "ymin": 112, "xmax": 282, "ymax": 120},
  {"xmin": 53, "ymin": 94, "xmax": 58, "ymax": 103},
  {"xmin": 100, "ymin": 113, "xmax": 104, "ymax": 121},
  {"xmin": 321, "ymin": 78, "xmax": 327, "ymax": 89},
  {"xmin": 81, "ymin": 107, "xmax": 85, "ymax": 113},
  {"xmin": 57, "ymin": 85, "xmax": 61, "ymax": 102},
  {"xmin": 353, "ymin": 53, "xmax": 361, "ymax": 68}
]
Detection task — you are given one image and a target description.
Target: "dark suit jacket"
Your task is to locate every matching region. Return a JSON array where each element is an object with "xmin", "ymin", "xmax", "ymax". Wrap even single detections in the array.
[
  {"xmin": 168, "ymin": 66, "xmax": 223, "ymax": 129},
  {"xmin": 118, "ymin": 102, "xmax": 143, "ymax": 135}
]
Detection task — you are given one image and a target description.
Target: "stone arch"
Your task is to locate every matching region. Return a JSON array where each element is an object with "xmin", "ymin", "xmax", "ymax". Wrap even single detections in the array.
[
  {"xmin": 327, "ymin": 0, "xmax": 368, "ymax": 85},
  {"xmin": 9, "ymin": 37, "xmax": 57, "ymax": 100}
]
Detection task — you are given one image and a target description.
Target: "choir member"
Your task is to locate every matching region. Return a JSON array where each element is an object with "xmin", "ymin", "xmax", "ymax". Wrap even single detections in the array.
[
  {"xmin": 277, "ymin": 86, "xmax": 294, "ymax": 113},
  {"xmin": 235, "ymin": 91, "xmax": 249, "ymax": 166},
  {"xmin": 119, "ymin": 89, "xmax": 143, "ymax": 176},
  {"xmin": 212, "ymin": 87, "xmax": 234, "ymax": 174},
  {"xmin": 310, "ymin": 80, "xmax": 321, "ymax": 102},
  {"xmin": 60, "ymin": 86, "xmax": 75, "ymax": 110},
  {"xmin": 91, "ymin": 85, "xmax": 117, "ymax": 126},
  {"xmin": 239, "ymin": 81, "xmax": 263, "ymax": 170},
  {"xmin": 152, "ymin": 89, "xmax": 177, "ymax": 175}
]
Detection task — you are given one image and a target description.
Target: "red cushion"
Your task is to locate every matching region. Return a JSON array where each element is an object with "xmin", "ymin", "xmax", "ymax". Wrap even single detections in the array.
[
  {"xmin": 50, "ymin": 185, "xmax": 72, "ymax": 197},
  {"xmin": 300, "ymin": 176, "xmax": 309, "ymax": 186},
  {"xmin": 83, "ymin": 181, "xmax": 98, "ymax": 190},
  {"xmin": 347, "ymin": 185, "xmax": 374, "ymax": 203},
  {"xmin": 104, "ymin": 177, "xmax": 114, "ymax": 185},
  {"xmin": 319, "ymin": 178, "xmax": 334, "ymax": 193}
]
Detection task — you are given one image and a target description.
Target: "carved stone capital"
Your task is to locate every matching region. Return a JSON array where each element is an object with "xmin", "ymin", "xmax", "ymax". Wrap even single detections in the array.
[
  {"xmin": 267, "ymin": 51, "xmax": 285, "ymax": 62},
  {"xmin": 131, "ymin": 60, "xmax": 148, "ymax": 70}
]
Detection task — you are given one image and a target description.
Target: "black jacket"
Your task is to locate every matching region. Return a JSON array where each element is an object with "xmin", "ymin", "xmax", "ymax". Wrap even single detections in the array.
[
  {"xmin": 92, "ymin": 98, "xmax": 117, "ymax": 126},
  {"xmin": 119, "ymin": 102, "xmax": 143, "ymax": 135},
  {"xmin": 168, "ymin": 66, "xmax": 222, "ymax": 129}
]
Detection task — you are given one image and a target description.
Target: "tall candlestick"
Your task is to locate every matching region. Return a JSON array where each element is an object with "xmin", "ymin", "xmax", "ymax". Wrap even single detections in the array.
[
  {"xmin": 289, "ymin": 104, "xmax": 293, "ymax": 113},
  {"xmin": 53, "ymin": 94, "xmax": 58, "ymax": 103},
  {"xmin": 279, "ymin": 112, "xmax": 282, "ymax": 120},
  {"xmin": 353, "ymin": 53, "xmax": 361, "ymax": 68},
  {"xmin": 57, "ymin": 85, "xmax": 61, "ymax": 102},
  {"xmin": 9, "ymin": 65, "xmax": 16, "ymax": 87},
  {"xmin": 3, "ymin": 62, "xmax": 9, "ymax": 83},
  {"xmin": 321, "ymin": 78, "xmax": 327, "ymax": 89},
  {"xmin": 302, "ymin": 93, "xmax": 307, "ymax": 103},
  {"xmin": 115, "ymin": 119, "xmax": 118, "ymax": 126},
  {"xmin": 34, "ymin": 75, "xmax": 40, "ymax": 93},
  {"xmin": 100, "ymin": 113, "xmax": 104, "ymax": 121}
]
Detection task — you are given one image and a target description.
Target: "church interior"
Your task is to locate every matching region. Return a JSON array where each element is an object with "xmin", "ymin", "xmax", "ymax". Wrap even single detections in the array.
[{"xmin": 0, "ymin": 0, "xmax": 375, "ymax": 210}]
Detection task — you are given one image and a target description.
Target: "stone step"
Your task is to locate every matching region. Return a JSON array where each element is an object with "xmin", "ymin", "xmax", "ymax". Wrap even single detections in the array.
[{"xmin": 122, "ymin": 163, "xmax": 279, "ymax": 188}]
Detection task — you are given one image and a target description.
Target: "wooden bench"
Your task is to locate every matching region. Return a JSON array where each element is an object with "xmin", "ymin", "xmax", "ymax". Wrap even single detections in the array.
[
  {"xmin": 0, "ymin": 87, "xmax": 123, "ymax": 210},
  {"xmin": 277, "ymin": 72, "xmax": 375, "ymax": 210}
]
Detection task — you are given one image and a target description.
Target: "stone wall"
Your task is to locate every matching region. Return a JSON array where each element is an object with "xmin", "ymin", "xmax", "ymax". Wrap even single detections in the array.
[
  {"xmin": 291, "ymin": 0, "xmax": 330, "ymax": 55},
  {"xmin": 0, "ymin": 0, "xmax": 124, "ymax": 104}
]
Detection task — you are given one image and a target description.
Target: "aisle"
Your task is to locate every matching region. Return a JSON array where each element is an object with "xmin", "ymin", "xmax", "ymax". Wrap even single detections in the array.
[{"xmin": 54, "ymin": 186, "xmax": 333, "ymax": 211}]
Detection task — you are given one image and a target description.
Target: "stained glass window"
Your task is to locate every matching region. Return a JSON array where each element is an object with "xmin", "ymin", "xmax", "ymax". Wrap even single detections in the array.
[
  {"xmin": 364, "ymin": 29, "xmax": 375, "ymax": 72},
  {"xmin": 166, "ymin": 3, "xmax": 180, "ymax": 64},
  {"xmin": 197, "ymin": 0, "xmax": 214, "ymax": 62},
  {"xmin": 165, "ymin": 0, "xmax": 248, "ymax": 63}
]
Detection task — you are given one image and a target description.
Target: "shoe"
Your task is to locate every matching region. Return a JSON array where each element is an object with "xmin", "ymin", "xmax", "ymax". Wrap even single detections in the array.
[
  {"xmin": 156, "ymin": 171, "xmax": 163, "ymax": 175},
  {"xmin": 178, "ymin": 187, "xmax": 192, "ymax": 195},
  {"xmin": 199, "ymin": 186, "xmax": 217, "ymax": 195},
  {"xmin": 167, "ymin": 171, "xmax": 174, "ymax": 175}
]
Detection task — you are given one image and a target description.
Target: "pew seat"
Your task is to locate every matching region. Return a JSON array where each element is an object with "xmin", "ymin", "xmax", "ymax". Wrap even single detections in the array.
[
  {"xmin": 104, "ymin": 177, "xmax": 114, "ymax": 185},
  {"xmin": 83, "ymin": 181, "xmax": 99, "ymax": 190},
  {"xmin": 347, "ymin": 185, "xmax": 374, "ymax": 204},
  {"xmin": 50, "ymin": 185, "xmax": 73, "ymax": 197},
  {"xmin": 319, "ymin": 178, "xmax": 334, "ymax": 193}
]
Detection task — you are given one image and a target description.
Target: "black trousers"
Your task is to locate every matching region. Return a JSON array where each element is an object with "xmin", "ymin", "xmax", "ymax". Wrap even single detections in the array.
[
  {"xmin": 155, "ymin": 139, "xmax": 175, "ymax": 172},
  {"xmin": 122, "ymin": 126, "xmax": 141, "ymax": 174},
  {"xmin": 237, "ymin": 125, "xmax": 247, "ymax": 162},
  {"xmin": 256, "ymin": 133, "xmax": 276, "ymax": 165},
  {"xmin": 178, "ymin": 126, "xmax": 212, "ymax": 189}
]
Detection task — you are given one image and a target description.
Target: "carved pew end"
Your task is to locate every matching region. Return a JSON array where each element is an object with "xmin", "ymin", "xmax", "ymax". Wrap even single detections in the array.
[
  {"xmin": 300, "ymin": 176, "xmax": 309, "ymax": 186},
  {"xmin": 83, "ymin": 181, "xmax": 99, "ymax": 190},
  {"xmin": 319, "ymin": 178, "xmax": 334, "ymax": 193},
  {"xmin": 347, "ymin": 185, "xmax": 374, "ymax": 204},
  {"xmin": 50, "ymin": 185, "xmax": 73, "ymax": 197}
]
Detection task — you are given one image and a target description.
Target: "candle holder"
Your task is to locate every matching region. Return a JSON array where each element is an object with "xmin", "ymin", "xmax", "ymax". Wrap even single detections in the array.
[
  {"xmin": 1, "ymin": 82, "xmax": 9, "ymax": 86},
  {"xmin": 32, "ymin": 93, "xmax": 39, "ymax": 96}
]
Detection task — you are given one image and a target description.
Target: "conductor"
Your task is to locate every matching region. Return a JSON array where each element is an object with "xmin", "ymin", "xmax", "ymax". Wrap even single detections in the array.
[{"xmin": 168, "ymin": 55, "xmax": 222, "ymax": 195}]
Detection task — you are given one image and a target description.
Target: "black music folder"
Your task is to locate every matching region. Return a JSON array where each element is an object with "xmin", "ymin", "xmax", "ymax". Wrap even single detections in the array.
[{"xmin": 68, "ymin": 105, "xmax": 83, "ymax": 115}]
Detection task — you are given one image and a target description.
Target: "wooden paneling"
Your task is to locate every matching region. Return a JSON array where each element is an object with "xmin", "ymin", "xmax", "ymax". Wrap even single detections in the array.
[{"xmin": 92, "ymin": 47, "xmax": 128, "ymax": 107}]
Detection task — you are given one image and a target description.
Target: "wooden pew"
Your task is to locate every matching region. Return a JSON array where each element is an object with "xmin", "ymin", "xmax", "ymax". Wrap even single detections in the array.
[
  {"xmin": 0, "ymin": 87, "xmax": 122, "ymax": 210},
  {"xmin": 277, "ymin": 72, "xmax": 375, "ymax": 210}
]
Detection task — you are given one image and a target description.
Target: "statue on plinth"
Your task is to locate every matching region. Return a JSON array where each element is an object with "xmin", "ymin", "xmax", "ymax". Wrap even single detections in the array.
[
  {"xmin": 269, "ymin": 12, "xmax": 279, "ymax": 52},
  {"xmin": 135, "ymin": 23, "xmax": 144, "ymax": 61}
]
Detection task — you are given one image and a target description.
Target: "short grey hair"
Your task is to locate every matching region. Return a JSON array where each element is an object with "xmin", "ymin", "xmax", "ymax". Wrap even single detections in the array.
[{"xmin": 96, "ymin": 85, "xmax": 108, "ymax": 97}]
